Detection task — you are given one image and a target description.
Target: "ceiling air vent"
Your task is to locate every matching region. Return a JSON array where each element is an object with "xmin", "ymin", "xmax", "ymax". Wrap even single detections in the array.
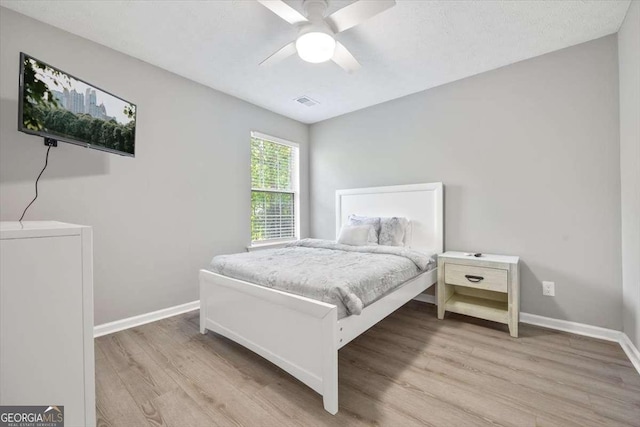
[{"xmin": 294, "ymin": 96, "xmax": 319, "ymax": 107}]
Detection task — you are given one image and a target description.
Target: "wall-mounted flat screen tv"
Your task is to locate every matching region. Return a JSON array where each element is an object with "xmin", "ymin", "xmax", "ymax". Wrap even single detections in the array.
[{"xmin": 18, "ymin": 52, "xmax": 136, "ymax": 157}]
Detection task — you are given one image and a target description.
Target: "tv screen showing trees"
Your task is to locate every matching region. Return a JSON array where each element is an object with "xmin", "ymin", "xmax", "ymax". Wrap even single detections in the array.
[{"xmin": 19, "ymin": 53, "xmax": 136, "ymax": 157}]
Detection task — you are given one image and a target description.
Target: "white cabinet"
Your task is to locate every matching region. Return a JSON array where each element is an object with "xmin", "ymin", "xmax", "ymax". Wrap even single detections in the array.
[{"xmin": 0, "ymin": 221, "xmax": 95, "ymax": 427}]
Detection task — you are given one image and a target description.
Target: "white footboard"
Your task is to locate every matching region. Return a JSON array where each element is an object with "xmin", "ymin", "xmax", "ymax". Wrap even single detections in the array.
[{"xmin": 199, "ymin": 269, "xmax": 339, "ymax": 414}]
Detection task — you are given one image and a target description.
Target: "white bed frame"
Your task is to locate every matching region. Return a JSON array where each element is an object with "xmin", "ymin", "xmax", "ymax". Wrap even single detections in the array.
[{"xmin": 199, "ymin": 182, "xmax": 443, "ymax": 414}]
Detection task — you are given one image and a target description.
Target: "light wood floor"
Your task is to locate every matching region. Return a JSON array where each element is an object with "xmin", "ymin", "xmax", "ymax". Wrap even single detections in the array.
[{"xmin": 95, "ymin": 301, "xmax": 640, "ymax": 426}]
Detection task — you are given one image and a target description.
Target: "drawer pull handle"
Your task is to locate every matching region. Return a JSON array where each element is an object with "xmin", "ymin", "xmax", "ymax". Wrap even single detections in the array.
[{"xmin": 465, "ymin": 275, "xmax": 484, "ymax": 283}]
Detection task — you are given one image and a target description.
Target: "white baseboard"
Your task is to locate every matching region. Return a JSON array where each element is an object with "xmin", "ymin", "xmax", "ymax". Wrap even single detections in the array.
[
  {"xmin": 94, "ymin": 300, "xmax": 199, "ymax": 338},
  {"xmin": 519, "ymin": 313, "xmax": 640, "ymax": 373},
  {"xmin": 413, "ymin": 297, "xmax": 640, "ymax": 374},
  {"xmin": 519, "ymin": 312, "xmax": 622, "ymax": 342},
  {"xmin": 620, "ymin": 333, "xmax": 640, "ymax": 374}
]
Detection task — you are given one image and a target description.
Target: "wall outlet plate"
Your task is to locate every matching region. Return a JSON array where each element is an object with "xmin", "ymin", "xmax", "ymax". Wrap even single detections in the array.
[{"xmin": 542, "ymin": 281, "xmax": 555, "ymax": 296}]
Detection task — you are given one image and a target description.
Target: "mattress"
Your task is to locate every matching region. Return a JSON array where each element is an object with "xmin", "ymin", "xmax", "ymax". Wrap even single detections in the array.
[{"xmin": 208, "ymin": 238, "xmax": 435, "ymax": 319}]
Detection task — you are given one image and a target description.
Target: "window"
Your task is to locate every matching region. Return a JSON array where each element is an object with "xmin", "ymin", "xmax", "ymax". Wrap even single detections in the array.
[{"xmin": 250, "ymin": 132, "xmax": 299, "ymax": 244}]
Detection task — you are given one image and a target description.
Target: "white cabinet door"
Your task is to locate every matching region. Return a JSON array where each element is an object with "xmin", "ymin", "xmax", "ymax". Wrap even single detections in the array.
[{"xmin": 0, "ymin": 235, "xmax": 85, "ymax": 427}]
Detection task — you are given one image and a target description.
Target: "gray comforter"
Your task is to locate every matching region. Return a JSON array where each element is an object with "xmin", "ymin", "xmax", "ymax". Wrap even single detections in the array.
[{"xmin": 208, "ymin": 239, "xmax": 434, "ymax": 319}]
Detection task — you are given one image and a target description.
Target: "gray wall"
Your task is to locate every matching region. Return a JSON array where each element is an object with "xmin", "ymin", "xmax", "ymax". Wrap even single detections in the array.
[
  {"xmin": 0, "ymin": 8, "xmax": 309, "ymax": 325},
  {"xmin": 619, "ymin": 1, "xmax": 640, "ymax": 347},
  {"xmin": 310, "ymin": 36, "xmax": 622, "ymax": 329}
]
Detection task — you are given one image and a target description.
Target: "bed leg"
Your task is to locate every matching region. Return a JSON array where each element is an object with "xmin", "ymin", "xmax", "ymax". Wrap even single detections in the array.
[
  {"xmin": 323, "ymin": 391, "xmax": 338, "ymax": 414},
  {"xmin": 199, "ymin": 283, "xmax": 206, "ymax": 335},
  {"xmin": 322, "ymin": 347, "xmax": 338, "ymax": 414},
  {"xmin": 322, "ymin": 309, "xmax": 338, "ymax": 414},
  {"xmin": 199, "ymin": 312, "xmax": 206, "ymax": 334}
]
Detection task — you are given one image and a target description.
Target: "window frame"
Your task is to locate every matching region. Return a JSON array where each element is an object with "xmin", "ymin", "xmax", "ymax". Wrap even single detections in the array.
[{"xmin": 250, "ymin": 131, "xmax": 300, "ymax": 246}]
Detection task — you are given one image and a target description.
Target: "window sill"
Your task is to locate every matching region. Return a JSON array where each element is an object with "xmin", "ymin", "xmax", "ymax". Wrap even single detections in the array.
[{"xmin": 247, "ymin": 239, "xmax": 298, "ymax": 252}]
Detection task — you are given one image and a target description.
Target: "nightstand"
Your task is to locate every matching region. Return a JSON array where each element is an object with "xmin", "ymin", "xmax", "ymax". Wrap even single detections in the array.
[{"xmin": 437, "ymin": 251, "xmax": 520, "ymax": 337}]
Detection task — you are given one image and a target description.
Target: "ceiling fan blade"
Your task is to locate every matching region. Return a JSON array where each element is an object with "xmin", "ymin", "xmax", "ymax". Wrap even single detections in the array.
[
  {"xmin": 256, "ymin": 0, "xmax": 308, "ymax": 25},
  {"xmin": 326, "ymin": 0, "xmax": 395, "ymax": 33},
  {"xmin": 260, "ymin": 41, "xmax": 297, "ymax": 67},
  {"xmin": 331, "ymin": 41, "xmax": 361, "ymax": 73}
]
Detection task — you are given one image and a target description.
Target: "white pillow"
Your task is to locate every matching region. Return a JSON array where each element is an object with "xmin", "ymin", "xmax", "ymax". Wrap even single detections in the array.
[
  {"xmin": 379, "ymin": 217, "xmax": 409, "ymax": 246},
  {"xmin": 347, "ymin": 214, "xmax": 380, "ymax": 245},
  {"xmin": 338, "ymin": 224, "xmax": 376, "ymax": 246}
]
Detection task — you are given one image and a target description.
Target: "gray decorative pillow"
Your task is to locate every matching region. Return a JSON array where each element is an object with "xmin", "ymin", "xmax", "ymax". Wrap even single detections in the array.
[
  {"xmin": 348, "ymin": 214, "xmax": 380, "ymax": 245},
  {"xmin": 379, "ymin": 217, "xmax": 409, "ymax": 246}
]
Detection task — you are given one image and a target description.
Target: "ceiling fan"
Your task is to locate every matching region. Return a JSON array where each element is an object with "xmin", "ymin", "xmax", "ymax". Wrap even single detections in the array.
[{"xmin": 257, "ymin": 0, "xmax": 396, "ymax": 73}]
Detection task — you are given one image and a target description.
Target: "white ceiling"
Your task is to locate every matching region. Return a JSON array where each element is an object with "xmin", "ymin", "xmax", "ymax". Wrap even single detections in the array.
[{"xmin": 1, "ymin": 0, "xmax": 631, "ymax": 124}]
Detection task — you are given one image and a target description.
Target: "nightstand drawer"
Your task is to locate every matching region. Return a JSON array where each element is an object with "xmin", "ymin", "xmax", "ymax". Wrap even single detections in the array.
[{"xmin": 444, "ymin": 263, "xmax": 508, "ymax": 293}]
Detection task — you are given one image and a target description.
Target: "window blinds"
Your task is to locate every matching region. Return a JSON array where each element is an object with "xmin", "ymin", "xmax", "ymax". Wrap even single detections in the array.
[{"xmin": 251, "ymin": 135, "xmax": 298, "ymax": 242}]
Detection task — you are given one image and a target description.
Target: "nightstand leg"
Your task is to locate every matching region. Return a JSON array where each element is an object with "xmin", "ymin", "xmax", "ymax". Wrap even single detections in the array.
[
  {"xmin": 508, "ymin": 262, "xmax": 520, "ymax": 338},
  {"xmin": 437, "ymin": 281, "xmax": 453, "ymax": 319},
  {"xmin": 437, "ymin": 261, "xmax": 445, "ymax": 319},
  {"xmin": 509, "ymin": 320, "xmax": 518, "ymax": 338}
]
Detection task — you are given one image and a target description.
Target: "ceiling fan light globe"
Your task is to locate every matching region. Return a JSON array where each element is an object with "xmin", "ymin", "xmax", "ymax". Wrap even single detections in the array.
[{"xmin": 295, "ymin": 32, "xmax": 336, "ymax": 63}]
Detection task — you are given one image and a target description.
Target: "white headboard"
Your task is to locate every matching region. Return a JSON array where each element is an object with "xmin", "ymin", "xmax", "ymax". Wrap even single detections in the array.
[{"xmin": 336, "ymin": 183, "xmax": 444, "ymax": 255}]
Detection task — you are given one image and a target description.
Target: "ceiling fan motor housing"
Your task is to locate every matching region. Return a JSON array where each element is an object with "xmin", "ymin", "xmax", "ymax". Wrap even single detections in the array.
[
  {"xmin": 300, "ymin": 0, "xmax": 333, "ymax": 37},
  {"xmin": 302, "ymin": 0, "xmax": 329, "ymax": 21}
]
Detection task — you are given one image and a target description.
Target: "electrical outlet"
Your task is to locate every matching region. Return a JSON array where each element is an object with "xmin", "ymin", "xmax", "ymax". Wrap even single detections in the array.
[{"xmin": 542, "ymin": 281, "xmax": 555, "ymax": 296}]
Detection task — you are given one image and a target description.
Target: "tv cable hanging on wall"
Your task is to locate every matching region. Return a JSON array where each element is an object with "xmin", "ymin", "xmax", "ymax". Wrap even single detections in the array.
[{"xmin": 18, "ymin": 137, "xmax": 57, "ymax": 222}]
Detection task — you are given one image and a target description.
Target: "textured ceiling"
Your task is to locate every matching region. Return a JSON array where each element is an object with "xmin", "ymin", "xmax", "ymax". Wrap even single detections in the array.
[{"xmin": 1, "ymin": 0, "xmax": 631, "ymax": 123}]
